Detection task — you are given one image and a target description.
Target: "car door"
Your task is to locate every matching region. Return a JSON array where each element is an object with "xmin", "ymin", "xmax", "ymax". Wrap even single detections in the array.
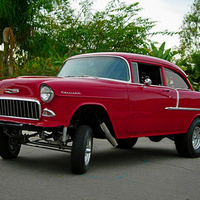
[{"xmin": 127, "ymin": 62, "xmax": 177, "ymax": 137}]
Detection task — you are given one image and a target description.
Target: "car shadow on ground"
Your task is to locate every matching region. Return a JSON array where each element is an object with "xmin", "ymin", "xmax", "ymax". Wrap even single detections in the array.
[
  {"xmin": 1, "ymin": 147, "xmax": 72, "ymax": 174},
  {"xmin": 91, "ymin": 143, "xmax": 179, "ymax": 171},
  {"xmin": 0, "ymin": 139, "xmax": 182, "ymax": 175}
]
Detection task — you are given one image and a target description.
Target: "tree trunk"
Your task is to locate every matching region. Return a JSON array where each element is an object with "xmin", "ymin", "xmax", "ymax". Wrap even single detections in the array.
[{"xmin": 3, "ymin": 27, "xmax": 15, "ymax": 77}]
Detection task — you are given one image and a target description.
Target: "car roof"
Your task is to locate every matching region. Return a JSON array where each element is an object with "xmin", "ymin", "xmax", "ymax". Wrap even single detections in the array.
[{"xmin": 70, "ymin": 52, "xmax": 185, "ymax": 75}]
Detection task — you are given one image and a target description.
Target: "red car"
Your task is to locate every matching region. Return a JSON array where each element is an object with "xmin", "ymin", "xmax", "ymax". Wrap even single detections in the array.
[{"xmin": 0, "ymin": 52, "xmax": 200, "ymax": 174}]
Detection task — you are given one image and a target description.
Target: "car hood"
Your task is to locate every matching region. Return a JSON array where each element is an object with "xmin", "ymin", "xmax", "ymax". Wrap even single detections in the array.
[
  {"xmin": 0, "ymin": 76, "xmax": 127, "ymax": 99},
  {"xmin": 0, "ymin": 76, "xmax": 56, "ymax": 99}
]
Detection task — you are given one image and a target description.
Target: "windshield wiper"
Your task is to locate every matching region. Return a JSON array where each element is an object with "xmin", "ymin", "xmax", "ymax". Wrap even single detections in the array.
[
  {"xmin": 63, "ymin": 75, "xmax": 99, "ymax": 79},
  {"xmin": 76, "ymin": 75, "xmax": 99, "ymax": 79},
  {"xmin": 63, "ymin": 75, "xmax": 76, "ymax": 78}
]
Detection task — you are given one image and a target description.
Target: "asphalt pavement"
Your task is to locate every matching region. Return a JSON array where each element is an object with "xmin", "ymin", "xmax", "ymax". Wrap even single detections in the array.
[{"xmin": 0, "ymin": 137, "xmax": 199, "ymax": 200}]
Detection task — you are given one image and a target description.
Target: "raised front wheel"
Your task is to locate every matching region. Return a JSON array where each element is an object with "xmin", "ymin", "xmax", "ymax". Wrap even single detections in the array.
[
  {"xmin": 175, "ymin": 118, "xmax": 200, "ymax": 158},
  {"xmin": 71, "ymin": 125, "xmax": 93, "ymax": 174}
]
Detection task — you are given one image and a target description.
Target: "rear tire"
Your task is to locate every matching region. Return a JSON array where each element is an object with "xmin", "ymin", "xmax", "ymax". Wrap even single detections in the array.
[
  {"xmin": 175, "ymin": 118, "xmax": 200, "ymax": 158},
  {"xmin": 116, "ymin": 138, "xmax": 138, "ymax": 149},
  {"xmin": 71, "ymin": 125, "xmax": 93, "ymax": 174},
  {"xmin": 0, "ymin": 128, "xmax": 21, "ymax": 159}
]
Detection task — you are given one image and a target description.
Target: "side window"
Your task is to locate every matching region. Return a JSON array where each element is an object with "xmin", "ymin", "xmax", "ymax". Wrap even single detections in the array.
[
  {"xmin": 132, "ymin": 62, "xmax": 162, "ymax": 85},
  {"xmin": 164, "ymin": 68, "xmax": 190, "ymax": 89}
]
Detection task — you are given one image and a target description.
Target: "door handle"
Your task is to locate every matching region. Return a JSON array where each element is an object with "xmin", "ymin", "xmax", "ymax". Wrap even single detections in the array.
[{"xmin": 162, "ymin": 89, "xmax": 170, "ymax": 92}]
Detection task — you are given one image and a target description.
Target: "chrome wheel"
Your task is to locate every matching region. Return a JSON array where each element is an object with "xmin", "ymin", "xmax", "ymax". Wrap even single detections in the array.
[
  {"xmin": 175, "ymin": 118, "xmax": 200, "ymax": 158},
  {"xmin": 85, "ymin": 136, "xmax": 92, "ymax": 166},
  {"xmin": 192, "ymin": 126, "xmax": 200, "ymax": 150},
  {"xmin": 71, "ymin": 125, "xmax": 93, "ymax": 174}
]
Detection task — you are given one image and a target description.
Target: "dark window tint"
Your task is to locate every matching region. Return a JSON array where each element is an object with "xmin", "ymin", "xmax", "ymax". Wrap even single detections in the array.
[
  {"xmin": 164, "ymin": 68, "xmax": 189, "ymax": 89},
  {"xmin": 137, "ymin": 63, "xmax": 162, "ymax": 85}
]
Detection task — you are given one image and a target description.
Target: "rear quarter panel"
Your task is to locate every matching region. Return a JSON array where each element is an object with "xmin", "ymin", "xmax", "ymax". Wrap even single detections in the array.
[{"xmin": 170, "ymin": 89, "xmax": 200, "ymax": 133}]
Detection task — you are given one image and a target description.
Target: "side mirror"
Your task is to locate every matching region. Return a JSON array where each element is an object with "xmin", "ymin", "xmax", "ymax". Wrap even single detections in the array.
[{"xmin": 143, "ymin": 77, "xmax": 152, "ymax": 87}]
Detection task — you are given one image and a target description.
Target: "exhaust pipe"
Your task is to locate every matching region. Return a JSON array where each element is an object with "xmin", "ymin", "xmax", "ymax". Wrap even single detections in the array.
[{"xmin": 100, "ymin": 122, "xmax": 117, "ymax": 147}]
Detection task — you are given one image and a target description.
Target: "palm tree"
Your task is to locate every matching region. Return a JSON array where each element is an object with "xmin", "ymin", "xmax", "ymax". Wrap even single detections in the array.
[
  {"xmin": 0, "ymin": 0, "xmax": 61, "ymax": 77},
  {"xmin": 143, "ymin": 42, "xmax": 178, "ymax": 61}
]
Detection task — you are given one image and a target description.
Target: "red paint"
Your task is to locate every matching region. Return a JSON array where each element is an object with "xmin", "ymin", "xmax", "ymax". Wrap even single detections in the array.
[{"xmin": 0, "ymin": 52, "xmax": 199, "ymax": 139}]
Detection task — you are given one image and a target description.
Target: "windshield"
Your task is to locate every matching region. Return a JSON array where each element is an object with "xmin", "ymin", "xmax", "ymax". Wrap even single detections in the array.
[{"xmin": 57, "ymin": 56, "xmax": 130, "ymax": 81}]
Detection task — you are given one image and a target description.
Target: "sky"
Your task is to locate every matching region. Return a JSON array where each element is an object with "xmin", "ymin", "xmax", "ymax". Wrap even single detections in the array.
[{"xmin": 85, "ymin": 0, "xmax": 194, "ymax": 49}]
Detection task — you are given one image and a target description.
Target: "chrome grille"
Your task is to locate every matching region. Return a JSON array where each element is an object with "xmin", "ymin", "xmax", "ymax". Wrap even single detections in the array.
[{"xmin": 0, "ymin": 98, "xmax": 41, "ymax": 120}]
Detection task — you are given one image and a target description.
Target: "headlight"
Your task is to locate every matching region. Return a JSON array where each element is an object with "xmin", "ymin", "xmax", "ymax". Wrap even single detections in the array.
[{"xmin": 40, "ymin": 84, "xmax": 54, "ymax": 103}]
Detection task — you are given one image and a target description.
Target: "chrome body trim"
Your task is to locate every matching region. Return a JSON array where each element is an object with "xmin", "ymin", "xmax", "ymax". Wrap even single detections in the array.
[
  {"xmin": 42, "ymin": 108, "xmax": 56, "ymax": 117},
  {"xmin": 4, "ymin": 88, "xmax": 19, "ymax": 94},
  {"xmin": 165, "ymin": 107, "xmax": 200, "ymax": 111},
  {"xmin": 0, "ymin": 97, "xmax": 41, "ymax": 120},
  {"xmin": 175, "ymin": 89, "xmax": 179, "ymax": 108},
  {"xmin": 165, "ymin": 89, "xmax": 200, "ymax": 111}
]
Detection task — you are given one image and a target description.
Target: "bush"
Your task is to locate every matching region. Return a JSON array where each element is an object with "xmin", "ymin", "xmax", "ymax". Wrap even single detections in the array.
[{"xmin": 0, "ymin": 55, "xmax": 66, "ymax": 80}]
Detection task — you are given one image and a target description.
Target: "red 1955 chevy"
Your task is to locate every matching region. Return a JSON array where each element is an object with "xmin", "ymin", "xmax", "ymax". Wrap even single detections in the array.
[{"xmin": 0, "ymin": 52, "xmax": 200, "ymax": 174}]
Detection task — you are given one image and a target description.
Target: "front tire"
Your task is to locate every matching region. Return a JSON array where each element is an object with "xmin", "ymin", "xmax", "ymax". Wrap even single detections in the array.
[
  {"xmin": 175, "ymin": 118, "xmax": 200, "ymax": 158},
  {"xmin": 0, "ymin": 128, "xmax": 21, "ymax": 159},
  {"xmin": 71, "ymin": 125, "xmax": 93, "ymax": 174}
]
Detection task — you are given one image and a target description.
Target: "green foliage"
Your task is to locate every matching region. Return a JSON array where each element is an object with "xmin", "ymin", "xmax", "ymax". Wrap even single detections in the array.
[
  {"xmin": 189, "ymin": 52, "xmax": 200, "ymax": 90},
  {"xmin": 0, "ymin": 0, "xmax": 62, "ymax": 47},
  {"xmin": 17, "ymin": 56, "xmax": 63, "ymax": 76},
  {"xmin": 38, "ymin": 0, "xmax": 156, "ymax": 56},
  {"xmin": 10, "ymin": 0, "xmax": 157, "ymax": 79},
  {"xmin": 0, "ymin": 55, "xmax": 64, "ymax": 79},
  {"xmin": 179, "ymin": 0, "xmax": 200, "ymax": 56},
  {"xmin": 0, "ymin": 0, "xmax": 183, "ymax": 79},
  {"xmin": 176, "ymin": 51, "xmax": 200, "ymax": 91},
  {"xmin": 176, "ymin": 0, "xmax": 200, "ymax": 90},
  {"xmin": 142, "ymin": 42, "xmax": 178, "ymax": 61}
]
